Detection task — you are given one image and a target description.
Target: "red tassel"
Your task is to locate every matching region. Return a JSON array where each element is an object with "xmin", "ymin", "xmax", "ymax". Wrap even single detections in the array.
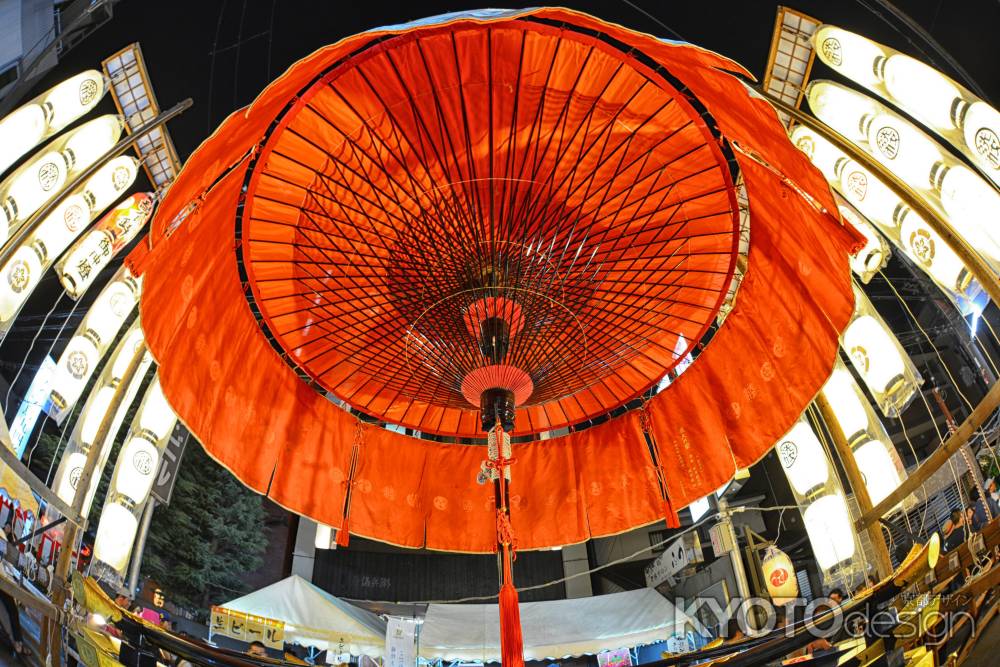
[
  {"xmin": 499, "ymin": 579, "xmax": 524, "ymax": 667},
  {"xmin": 336, "ymin": 519, "xmax": 350, "ymax": 548},
  {"xmin": 663, "ymin": 499, "xmax": 681, "ymax": 529}
]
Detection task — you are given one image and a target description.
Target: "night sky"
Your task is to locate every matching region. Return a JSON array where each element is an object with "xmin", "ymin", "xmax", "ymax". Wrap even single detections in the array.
[{"xmin": 2, "ymin": 0, "xmax": 999, "ymax": 408}]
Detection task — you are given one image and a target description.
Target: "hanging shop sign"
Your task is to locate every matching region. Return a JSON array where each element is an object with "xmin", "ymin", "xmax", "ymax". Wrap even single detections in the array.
[
  {"xmin": 150, "ymin": 422, "xmax": 189, "ymax": 505},
  {"xmin": 384, "ymin": 618, "xmax": 417, "ymax": 667}
]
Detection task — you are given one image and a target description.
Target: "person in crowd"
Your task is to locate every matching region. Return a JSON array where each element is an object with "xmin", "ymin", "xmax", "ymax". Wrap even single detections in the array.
[
  {"xmin": 828, "ymin": 588, "xmax": 845, "ymax": 605},
  {"xmin": 114, "ymin": 591, "xmax": 132, "ymax": 609},
  {"xmin": 970, "ymin": 486, "xmax": 1000, "ymax": 532},
  {"xmin": 151, "ymin": 588, "xmax": 173, "ymax": 626},
  {"xmin": 943, "ymin": 509, "xmax": 967, "ymax": 552},
  {"xmin": 248, "ymin": 641, "xmax": 269, "ymax": 659}
]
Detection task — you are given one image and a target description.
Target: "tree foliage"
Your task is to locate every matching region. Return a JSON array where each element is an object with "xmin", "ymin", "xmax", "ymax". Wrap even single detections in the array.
[{"xmin": 141, "ymin": 444, "xmax": 266, "ymax": 617}]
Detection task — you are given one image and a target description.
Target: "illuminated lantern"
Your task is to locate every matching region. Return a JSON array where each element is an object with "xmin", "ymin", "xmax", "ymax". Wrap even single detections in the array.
[
  {"xmin": 137, "ymin": 381, "xmax": 177, "ymax": 441},
  {"xmin": 821, "ymin": 367, "xmax": 870, "ymax": 446},
  {"xmin": 80, "ymin": 386, "xmax": 115, "ymax": 447},
  {"xmin": 790, "ymin": 125, "xmax": 843, "ymax": 179},
  {"xmin": 0, "ymin": 149, "xmax": 67, "ymax": 231},
  {"xmin": 853, "ymin": 439, "xmax": 903, "ymax": 506},
  {"xmin": 842, "ymin": 284, "xmax": 924, "ymax": 418},
  {"xmin": 843, "ymin": 316, "xmax": 904, "ymax": 397},
  {"xmin": 315, "ymin": 524, "xmax": 333, "ymax": 550},
  {"xmin": 961, "ymin": 102, "xmax": 1000, "ymax": 180},
  {"xmin": 806, "ymin": 81, "xmax": 879, "ymax": 144},
  {"xmin": 57, "ymin": 192, "xmax": 153, "ymax": 298},
  {"xmin": 836, "ymin": 203, "xmax": 889, "ymax": 283},
  {"xmin": 775, "ymin": 421, "xmax": 829, "ymax": 496},
  {"xmin": 812, "ymin": 25, "xmax": 888, "ymax": 89},
  {"xmin": 0, "ymin": 106, "xmax": 47, "ymax": 177},
  {"xmin": 882, "ymin": 55, "xmax": 966, "ymax": 132},
  {"xmin": 863, "ymin": 112, "xmax": 945, "ymax": 190},
  {"xmin": 803, "ymin": 493, "xmax": 856, "ymax": 571},
  {"xmin": 92, "ymin": 502, "xmax": 139, "ymax": 572},
  {"xmin": 48, "ymin": 267, "xmax": 141, "ymax": 422},
  {"xmin": 115, "ymin": 438, "xmax": 159, "ymax": 502},
  {"xmin": 38, "ymin": 70, "xmax": 106, "ymax": 133},
  {"xmin": 110, "ymin": 328, "xmax": 147, "ymax": 383},
  {"xmin": 60, "ymin": 116, "xmax": 122, "ymax": 172},
  {"xmin": 0, "ymin": 70, "xmax": 105, "ymax": 178},
  {"xmin": 81, "ymin": 157, "xmax": 139, "ymax": 213},
  {"xmin": 55, "ymin": 451, "xmax": 88, "ymax": 505},
  {"xmin": 934, "ymin": 164, "xmax": 1000, "ymax": 252},
  {"xmin": 761, "ymin": 546, "xmax": 799, "ymax": 605},
  {"xmin": 896, "ymin": 208, "xmax": 971, "ymax": 292}
]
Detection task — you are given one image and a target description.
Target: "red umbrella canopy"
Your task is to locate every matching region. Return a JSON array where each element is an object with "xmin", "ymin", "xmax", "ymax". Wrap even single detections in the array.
[
  {"xmin": 240, "ymin": 16, "xmax": 739, "ymax": 435},
  {"xmin": 131, "ymin": 8, "xmax": 863, "ymax": 551}
]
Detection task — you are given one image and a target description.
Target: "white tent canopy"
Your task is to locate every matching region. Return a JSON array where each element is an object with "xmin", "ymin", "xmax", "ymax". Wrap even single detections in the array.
[
  {"xmin": 220, "ymin": 575, "xmax": 386, "ymax": 657},
  {"xmin": 418, "ymin": 588, "xmax": 695, "ymax": 662}
]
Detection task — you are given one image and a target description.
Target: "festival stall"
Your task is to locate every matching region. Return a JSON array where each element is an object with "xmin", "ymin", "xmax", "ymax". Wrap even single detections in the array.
[
  {"xmin": 215, "ymin": 575, "xmax": 386, "ymax": 657},
  {"xmin": 418, "ymin": 588, "xmax": 695, "ymax": 662}
]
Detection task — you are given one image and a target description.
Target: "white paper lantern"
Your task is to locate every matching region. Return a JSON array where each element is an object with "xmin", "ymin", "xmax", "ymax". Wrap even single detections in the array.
[
  {"xmin": 93, "ymin": 503, "xmax": 139, "ymax": 572},
  {"xmin": 962, "ymin": 102, "xmax": 1000, "ymax": 178},
  {"xmin": 836, "ymin": 159, "xmax": 901, "ymax": 227},
  {"xmin": 56, "ymin": 451, "xmax": 88, "ymax": 505},
  {"xmin": 0, "ymin": 150, "xmax": 67, "ymax": 228},
  {"xmin": 83, "ymin": 157, "xmax": 138, "ymax": 213},
  {"xmin": 49, "ymin": 336, "xmax": 101, "ymax": 412},
  {"xmin": 807, "ymin": 81, "xmax": 879, "ymax": 143},
  {"xmin": 812, "ymin": 25, "xmax": 888, "ymax": 89},
  {"xmin": 0, "ymin": 245, "xmax": 43, "ymax": 320},
  {"xmin": 110, "ymin": 329, "xmax": 145, "ymax": 382},
  {"xmin": 0, "ymin": 105, "xmax": 47, "ymax": 176},
  {"xmin": 842, "ymin": 315, "xmax": 907, "ymax": 397},
  {"xmin": 883, "ymin": 54, "xmax": 965, "ymax": 132},
  {"xmin": 761, "ymin": 546, "xmax": 799, "ymax": 605},
  {"xmin": 776, "ymin": 421, "xmax": 830, "ymax": 496},
  {"xmin": 81, "ymin": 386, "xmax": 115, "ymax": 447},
  {"xmin": 897, "ymin": 208, "xmax": 969, "ymax": 292},
  {"xmin": 853, "ymin": 439, "xmax": 903, "ymax": 506},
  {"xmin": 935, "ymin": 164, "xmax": 1000, "ymax": 254},
  {"xmin": 315, "ymin": 524, "xmax": 333, "ymax": 550},
  {"xmin": 138, "ymin": 380, "xmax": 176, "ymax": 440},
  {"xmin": 86, "ymin": 281, "xmax": 138, "ymax": 344},
  {"xmin": 39, "ymin": 70, "xmax": 106, "ymax": 133},
  {"xmin": 60, "ymin": 116, "xmax": 122, "ymax": 172},
  {"xmin": 864, "ymin": 113, "xmax": 945, "ymax": 190},
  {"xmin": 837, "ymin": 205, "xmax": 888, "ymax": 280},
  {"xmin": 803, "ymin": 493, "xmax": 857, "ymax": 571},
  {"xmin": 115, "ymin": 437, "xmax": 159, "ymax": 502},
  {"xmin": 822, "ymin": 368, "xmax": 870, "ymax": 445},
  {"xmin": 790, "ymin": 125, "xmax": 844, "ymax": 178}
]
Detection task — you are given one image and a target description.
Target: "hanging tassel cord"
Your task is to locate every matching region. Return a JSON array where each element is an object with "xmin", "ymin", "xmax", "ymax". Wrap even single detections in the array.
[
  {"xmin": 638, "ymin": 405, "xmax": 681, "ymax": 529},
  {"xmin": 337, "ymin": 420, "xmax": 367, "ymax": 547},
  {"xmin": 490, "ymin": 421, "xmax": 524, "ymax": 667}
]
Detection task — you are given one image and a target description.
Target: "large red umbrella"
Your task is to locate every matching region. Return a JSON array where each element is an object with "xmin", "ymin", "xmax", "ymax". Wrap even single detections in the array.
[{"xmin": 129, "ymin": 8, "xmax": 862, "ymax": 663}]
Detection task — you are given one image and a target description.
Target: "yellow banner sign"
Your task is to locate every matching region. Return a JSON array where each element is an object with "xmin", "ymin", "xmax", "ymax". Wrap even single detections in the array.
[{"xmin": 211, "ymin": 607, "xmax": 285, "ymax": 649}]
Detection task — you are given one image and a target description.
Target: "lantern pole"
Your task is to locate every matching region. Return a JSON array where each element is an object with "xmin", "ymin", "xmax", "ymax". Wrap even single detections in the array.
[
  {"xmin": 0, "ymin": 99, "xmax": 192, "ymax": 265},
  {"xmin": 127, "ymin": 497, "xmax": 156, "ymax": 593},
  {"xmin": 814, "ymin": 395, "xmax": 893, "ymax": 579},
  {"xmin": 47, "ymin": 341, "xmax": 148, "ymax": 665}
]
